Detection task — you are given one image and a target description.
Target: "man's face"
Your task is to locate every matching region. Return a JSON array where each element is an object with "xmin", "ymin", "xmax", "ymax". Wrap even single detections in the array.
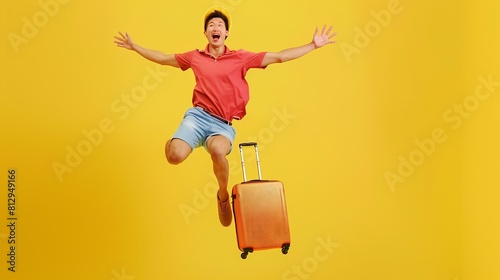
[{"xmin": 204, "ymin": 17, "xmax": 228, "ymax": 47}]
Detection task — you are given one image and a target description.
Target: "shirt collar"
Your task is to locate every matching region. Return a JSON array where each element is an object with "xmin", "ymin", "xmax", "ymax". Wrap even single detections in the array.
[{"xmin": 199, "ymin": 45, "xmax": 232, "ymax": 57}]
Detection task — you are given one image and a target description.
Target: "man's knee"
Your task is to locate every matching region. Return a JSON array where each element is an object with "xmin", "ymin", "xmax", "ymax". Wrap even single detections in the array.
[
  {"xmin": 166, "ymin": 152, "xmax": 184, "ymax": 165},
  {"xmin": 207, "ymin": 136, "xmax": 230, "ymax": 160},
  {"xmin": 165, "ymin": 139, "xmax": 191, "ymax": 165}
]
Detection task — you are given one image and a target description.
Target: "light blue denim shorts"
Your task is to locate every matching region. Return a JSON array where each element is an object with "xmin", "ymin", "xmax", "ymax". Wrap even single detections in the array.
[{"xmin": 172, "ymin": 107, "xmax": 236, "ymax": 153}]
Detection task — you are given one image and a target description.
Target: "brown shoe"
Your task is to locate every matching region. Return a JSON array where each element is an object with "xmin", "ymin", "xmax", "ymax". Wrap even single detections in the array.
[{"xmin": 217, "ymin": 192, "xmax": 232, "ymax": 227}]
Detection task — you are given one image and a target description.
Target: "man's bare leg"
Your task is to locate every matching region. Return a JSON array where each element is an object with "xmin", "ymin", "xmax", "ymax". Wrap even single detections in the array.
[
  {"xmin": 206, "ymin": 135, "xmax": 232, "ymax": 226},
  {"xmin": 165, "ymin": 138, "xmax": 192, "ymax": 165}
]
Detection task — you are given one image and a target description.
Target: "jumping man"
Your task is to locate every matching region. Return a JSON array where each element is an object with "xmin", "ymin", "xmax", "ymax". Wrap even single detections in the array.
[{"xmin": 114, "ymin": 7, "xmax": 336, "ymax": 227}]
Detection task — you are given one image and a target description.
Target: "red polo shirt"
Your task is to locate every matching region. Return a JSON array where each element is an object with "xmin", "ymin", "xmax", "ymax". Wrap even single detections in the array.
[{"xmin": 175, "ymin": 45, "xmax": 266, "ymax": 121}]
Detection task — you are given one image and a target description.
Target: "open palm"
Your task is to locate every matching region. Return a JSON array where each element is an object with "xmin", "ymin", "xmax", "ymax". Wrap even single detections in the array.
[
  {"xmin": 114, "ymin": 32, "xmax": 134, "ymax": 50},
  {"xmin": 312, "ymin": 25, "xmax": 336, "ymax": 49}
]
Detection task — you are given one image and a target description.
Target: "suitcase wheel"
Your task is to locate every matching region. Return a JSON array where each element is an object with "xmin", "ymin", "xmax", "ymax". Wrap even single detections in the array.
[
  {"xmin": 282, "ymin": 244, "xmax": 290, "ymax": 255},
  {"xmin": 241, "ymin": 248, "xmax": 253, "ymax": 259}
]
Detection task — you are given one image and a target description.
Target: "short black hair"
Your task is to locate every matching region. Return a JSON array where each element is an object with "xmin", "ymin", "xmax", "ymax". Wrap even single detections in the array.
[{"xmin": 204, "ymin": 10, "xmax": 229, "ymax": 31}]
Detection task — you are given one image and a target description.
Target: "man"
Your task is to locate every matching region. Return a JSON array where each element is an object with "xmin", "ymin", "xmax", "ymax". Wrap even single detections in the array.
[{"xmin": 114, "ymin": 7, "xmax": 336, "ymax": 227}]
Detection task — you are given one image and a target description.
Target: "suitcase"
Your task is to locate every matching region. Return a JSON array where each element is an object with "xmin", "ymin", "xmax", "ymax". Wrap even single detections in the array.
[{"xmin": 231, "ymin": 142, "xmax": 291, "ymax": 259}]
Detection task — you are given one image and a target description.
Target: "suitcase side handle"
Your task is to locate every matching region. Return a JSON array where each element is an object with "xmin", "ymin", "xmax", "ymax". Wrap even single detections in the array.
[{"xmin": 239, "ymin": 142, "xmax": 262, "ymax": 182}]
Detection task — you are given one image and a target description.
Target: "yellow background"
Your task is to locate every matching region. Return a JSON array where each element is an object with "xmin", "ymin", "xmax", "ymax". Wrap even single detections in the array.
[{"xmin": 1, "ymin": 0, "xmax": 499, "ymax": 279}]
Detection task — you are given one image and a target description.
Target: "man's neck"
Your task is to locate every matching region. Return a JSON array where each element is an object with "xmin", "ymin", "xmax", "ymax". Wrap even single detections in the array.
[{"xmin": 208, "ymin": 45, "xmax": 225, "ymax": 58}]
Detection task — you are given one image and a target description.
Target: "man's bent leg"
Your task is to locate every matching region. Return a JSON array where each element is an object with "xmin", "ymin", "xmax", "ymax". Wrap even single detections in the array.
[
  {"xmin": 206, "ymin": 135, "xmax": 232, "ymax": 226},
  {"xmin": 165, "ymin": 138, "xmax": 192, "ymax": 165}
]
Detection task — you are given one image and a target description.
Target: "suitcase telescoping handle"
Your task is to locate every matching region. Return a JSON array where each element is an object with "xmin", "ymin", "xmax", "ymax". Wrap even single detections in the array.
[{"xmin": 239, "ymin": 142, "xmax": 262, "ymax": 182}]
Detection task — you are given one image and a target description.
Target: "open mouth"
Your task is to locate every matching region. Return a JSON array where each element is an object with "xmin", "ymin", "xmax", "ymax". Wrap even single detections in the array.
[{"xmin": 212, "ymin": 34, "xmax": 221, "ymax": 42}]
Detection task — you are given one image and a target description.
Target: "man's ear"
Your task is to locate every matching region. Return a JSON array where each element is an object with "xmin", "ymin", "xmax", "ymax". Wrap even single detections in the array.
[{"xmin": 225, "ymin": 30, "xmax": 229, "ymax": 39}]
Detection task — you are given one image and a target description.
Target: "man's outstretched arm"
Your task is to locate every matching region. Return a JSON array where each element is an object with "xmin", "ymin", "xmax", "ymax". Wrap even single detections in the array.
[
  {"xmin": 114, "ymin": 32, "xmax": 180, "ymax": 68},
  {"xmin": 261, "ymin": 25, "xmax": 336, "ymax": 67}
]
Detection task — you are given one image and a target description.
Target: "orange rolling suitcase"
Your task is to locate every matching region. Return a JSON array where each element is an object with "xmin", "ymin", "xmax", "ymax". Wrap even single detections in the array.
[{"xmin": 231, "ymin": 142, "xmax": 291, "ymax": 259}]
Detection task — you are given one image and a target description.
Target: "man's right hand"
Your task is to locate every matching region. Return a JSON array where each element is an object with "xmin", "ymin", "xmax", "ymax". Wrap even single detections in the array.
[
  {"xmin": 113, "ymin": 31, "xmax": 180, "ymax": 68},
  {"xmin": 114, "ymin": 32, "xmax": 134, "ymax": 50}
]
